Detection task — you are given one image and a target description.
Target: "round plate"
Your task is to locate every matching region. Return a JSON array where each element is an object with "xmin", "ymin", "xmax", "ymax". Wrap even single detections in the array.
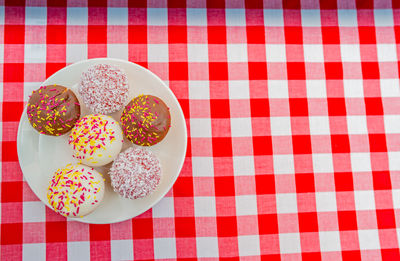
[{"xmin": 17, "ymin": 58, "xmax": 187, "ymax": 224}]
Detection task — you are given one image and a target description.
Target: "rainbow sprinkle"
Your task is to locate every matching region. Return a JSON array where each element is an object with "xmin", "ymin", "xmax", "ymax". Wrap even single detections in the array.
[
  {"xmin": 120, "ymin": 95, "xmax": 170, "ymax": 146},
  {"xmin": 47, "ymin": 164, "xmax": 103, "ymax": 217},
  {"xmin": 27, "ymin": 85, "xmax": 80, "ymax": 136},
  {"xmin": 68, "ymin": 114, "xmax": 118, "ymax": 164}
]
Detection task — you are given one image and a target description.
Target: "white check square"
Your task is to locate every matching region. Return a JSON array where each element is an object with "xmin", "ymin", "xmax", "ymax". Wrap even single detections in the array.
[
  {"xmin": 194, "ymin": 196, "xmax": 216, "ymax": 217},
  {"xmin": 233, "ymin": 156, "xmax": 255, "ymax": 176},
  {"xmin": 309, "ymin": 116, "xmax": 330, "ymax": 135},
  {"xmin": 264, "ymin": 9, "xmax": 284, "ymax": 26},
  {"xmin": 374, "ymin": 9, "xmax": 394, "ymax": 26},
  {"xmin": 392, "ymin": 189, "xmax": 400, "ymax": 209},
  {"xmin": 111, "ymin": 240, "xmax": 133, "ymax": 261},
  {"xmin": 301, "ymin": 10, "xmax": 321, "ymax": 27},
  {"xmin": 227, "ymin": 44, "xmax": 248, "ymax": 62},
  {"xmin": 228, "ymin": 80, "xmax": 250, "ymax": 99},
  {"xmin": 188, "ymin": 81, "xmax": 210, "ymax": 99},
  {"xmin": 351, "ymin": 153, "xmax": 372, "ymax": 172},
  {"xmin": 226, "ymin": 9, "xmax": 246, "ymax": 26},
  {"xmin": 196, "ymin": 237, "xmax": 219, "ymax": 258},
  {"xmin": 354, "ymin": 190, "xmax": 376, "ymax": 210},
  {"xmin": 312, "ymin": 153, "xmax": 334, "ymax": 173},
  {"xmin": 377, "ymin": 44, "xmax": 397, "ymax": 62},
  {"xmin": 147, "ymin": 8, "xmax": 168, "ymax": 26},
  {"xmin": 303, "ymin": 44, "xmax": 324, "ymax": 62},
  {"xmin": 148, "ymin": 44, "xmax": 169, "ymax": 62},
  {"xmin": 25, "ymin": 44, "xmax": 46, "ymax": 63},
  {"xmin": 152, "ymin": 197, "xmax": 175, "ymax": 218},
  {"xmin": 266, "ymin": 44, "xmax": 286, "ymax": 62},
  {"xmin": 231, "ymin": 118, "xmax": 252, "ymax": 137},
  {"xmin": 107, "ymin": 44, "xmax": 128, "ymax": 60},
  {"xmin": 343, "ymin": 79, "xmax": 364, "ymax": 97},
  {"xmin": 306, "ymin": 80, "xmax": 326, "ymax": 98},
  {"xmin": 187, "ymin": 44, "xmax": 208, "ymax": 62},
  {"xmin": 316, "ymin": 192, "xmax": 337, "ymax": 212},
  {"xmin": 347, "ymin": 115, "xmax": 368, "ymax": 134},
  {"xmin": 23, "ymin": 201, "xmax": 45, "ymax": 222},
  {"xmin": 380, "ymin": 79, "xmax": 400, "ymax": 97},
  {"xmin": 388, "ymin": 152, "xmax": 400, "ymax": 171},
  {"xmin": 238, "ymin": 235, "xmax": 261, "ymax": 256},
  {"xmin": 279, "ymin": 233, "xmax": 301, "ymax": 254},
  {"xmin": 190, "ymin": 118, "xmax": 212, "ymax": 138},
  {"xmin": 26, "ymin": 7, "xmax": 47, "ymax": 25},
  {"xmin": 268, "ymin": 80, "xmax": 289, "ymax": 98},
  {"xmin": 192, "ymin": 157, "xmax": 214, "ymax": 177},
  {"xmin": 270, "ymin": 117, "xmax": 291, "ymax": 136},
  {"xmin": 68, "ymin": 241, "xmax": 90, "ymax": 261},
  {"xmin": 341, "ymin": 44, "xmax": 361, "ymax": 62},
  {"xmin": 23, "ymin": 243, "xmax": 46, "ymax": 261},
  {"xmin": 187, "ymin": 8, "xmax": 207, "ymax": 26},
  {"xmin": 319, "ymin": 231, "xmax": 341, "ymax": 252},
  {"xmin": 338, "ymin": 9, "xmax": 358, "ymax": 27},
  {"xmin": 67, "ymin": 7, "xmax": 88, "ymax": 25},
  {"xmin": 236, "ymin": 195, "xmax": 258, "ymax": 216},
  {"xmin": 66, "ymin": 44, "xmax": 88, "ymax": 63},
  {"xmin": 384, "ymin": 115, "xmax": 400, "ymax": 134},
  {"xmin": 107, "ymin": 8, "xmax": 128, "ymax": 25},
  {"xmin": 276, "ymin": 193, "xmax": 298, "ymax": 214},
  {"xmin": 358, "ymin": 230, "xmax": 381, "ymax": 250},
  {"xmin": 273, "ymin": 155, "xmax": 294, "ymax": 174},
  {"xmin": 154, "ymin": 238, "xmax": 176, "ymax": 259}
]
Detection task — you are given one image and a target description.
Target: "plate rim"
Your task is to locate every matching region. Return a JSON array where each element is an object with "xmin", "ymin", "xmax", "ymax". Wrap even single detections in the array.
[{"xmin": 17, "ymin": 58, "xmax": 188, "ymax": 224}]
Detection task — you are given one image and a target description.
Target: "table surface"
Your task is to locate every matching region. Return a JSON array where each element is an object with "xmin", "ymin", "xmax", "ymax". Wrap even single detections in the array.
[{"xmin": 1, "ymin": 0, "xmax": 400, "ymax": 260}]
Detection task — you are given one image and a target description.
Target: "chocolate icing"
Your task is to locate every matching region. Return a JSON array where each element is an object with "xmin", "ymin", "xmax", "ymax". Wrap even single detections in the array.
[
  {"xmin": 27, "ymin": 85, "xmax": 81, "ymax": 136},
  {"xmin": 121, "ymin": 95, "xmax": 171, "ymax": 146}
]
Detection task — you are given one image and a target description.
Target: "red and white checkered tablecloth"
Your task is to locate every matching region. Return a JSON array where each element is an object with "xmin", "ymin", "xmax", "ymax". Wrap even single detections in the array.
[{"xmin": 1, "ymin": 0, "xmax": 400, "ymax": 260}]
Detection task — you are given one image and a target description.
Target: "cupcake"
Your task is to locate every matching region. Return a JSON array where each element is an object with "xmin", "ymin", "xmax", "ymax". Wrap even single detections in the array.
[
  {"xmin": 27, "ymin": 85, "xmax": 81, "ymax": 136},
  {"xmin": 68, "ymin": 114, "xmax": 124, "ymax": 167},
  {"xmin": 47, "ymin": 163, "xmax": 105, "ymax": 218},
  {"xmin": 109, "ymin": 147, "xmax": 162, "ymax": 199},
  {"xmin": 120, "ymin": 95, "xmax": 171, "ymax": 146},
  {"xmin": 79, "ymin": 64, "xmax": 129, "ymax": 114}
]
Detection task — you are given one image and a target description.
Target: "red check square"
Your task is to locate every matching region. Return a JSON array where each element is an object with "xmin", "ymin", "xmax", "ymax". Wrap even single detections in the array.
[
  {"xmin": 4, "ymin": 25, "xmax": 24, "ymax": 44},
  {"xmin": 132, "ymin": 219, "xmax": 153, "ymax": 239},
  {"xmin": 217, "ymin": 216, "xmax": 238, "ymax": 237},
  {"xmin": 1, "ymin": 223, "xmax": 23, "ymax": 244},
  {"xmin": 255, "ymin": 174, "xmax": 275, "ymax": 194},
  {"xmin": 214, "ymin": 176, "xmax": 235, "ymax": 196},
  {"xmin": 46, "ymin": 222, "xmax": 68, "ymax": 242},
  {"xmin": 258, "ymin": 214, "xmax": 278, "ymax": 234},
  {"xmin": 173, "ymin": 177, "xmax": 194, "ymax": 197},
  {"xmin": 89, "ymin": 224, "xmax": 111, "ymax": 241},
  {"xmin": 175, "ymin": 217, "xmax": 196, "ymax": 237},
  {"xmin": 334, "ymin": 172, "xmax": 354, "ymax": 191}
]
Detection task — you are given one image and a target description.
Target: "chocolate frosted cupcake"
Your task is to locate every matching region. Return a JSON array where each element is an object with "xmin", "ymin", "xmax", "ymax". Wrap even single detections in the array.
[
  {"xmin": 120, "ymin": 95, "xmax": 171, "ymax": 146},
  {"xmin": 27, "ymin": 85, "xmax": 81, "ymax": 136}
]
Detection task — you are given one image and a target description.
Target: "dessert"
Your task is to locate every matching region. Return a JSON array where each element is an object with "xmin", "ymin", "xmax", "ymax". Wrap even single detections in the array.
[
  {"xmin": 68, "ymin": 114, "xmax": 124, "ymax": 167},
  {"xmin": 47, "ymin": 163, "xmax": 105, "ymax": 218},
  {"xmin": 120, "ymin": 95, "xmax": 171, "ymax": 146},
  {"xmin": 79, "ymin": 64, "xmax": 129, "ymax": 114},
  {"xmin": 27, "ymin": 85, "xmax": 81, "ymax": 136},
  {"xmin": 109, "ymin": 147, "xmax": 162, "ymax": 199}
]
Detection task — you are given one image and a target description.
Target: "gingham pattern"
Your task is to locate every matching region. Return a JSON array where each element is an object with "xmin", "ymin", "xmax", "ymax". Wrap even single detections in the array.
[{"xmin": 1, "ymin": 0, "xmax": 400, "ymax": 260}]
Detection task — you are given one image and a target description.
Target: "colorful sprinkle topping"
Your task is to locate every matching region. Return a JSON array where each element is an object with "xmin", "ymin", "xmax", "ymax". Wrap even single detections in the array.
[
  {"xmin": 47, "ymin": 164, "xmax": 104, "ymax": 217},
  {"xmin": 68, "ymin": 114, "xmax": 120, "ymax": 164},
  {"xmin": 27, "ymin": 85, "xmax": 80, "ymax": 136},
  {"xmin": 120, "ymin": 95, "xmax": 171, "ymax": 146}
]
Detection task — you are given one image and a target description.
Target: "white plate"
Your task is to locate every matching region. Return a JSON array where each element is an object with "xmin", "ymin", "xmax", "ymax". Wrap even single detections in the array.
[{"xmin": 17, "ymin": 58, "xmax": 187, "ymax": 224}]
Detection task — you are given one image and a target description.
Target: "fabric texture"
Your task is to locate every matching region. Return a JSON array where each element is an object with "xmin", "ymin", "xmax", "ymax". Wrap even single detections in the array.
[{"xmin": 1, "ymin": 0, "xmax": 400, "ymax": 260}]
